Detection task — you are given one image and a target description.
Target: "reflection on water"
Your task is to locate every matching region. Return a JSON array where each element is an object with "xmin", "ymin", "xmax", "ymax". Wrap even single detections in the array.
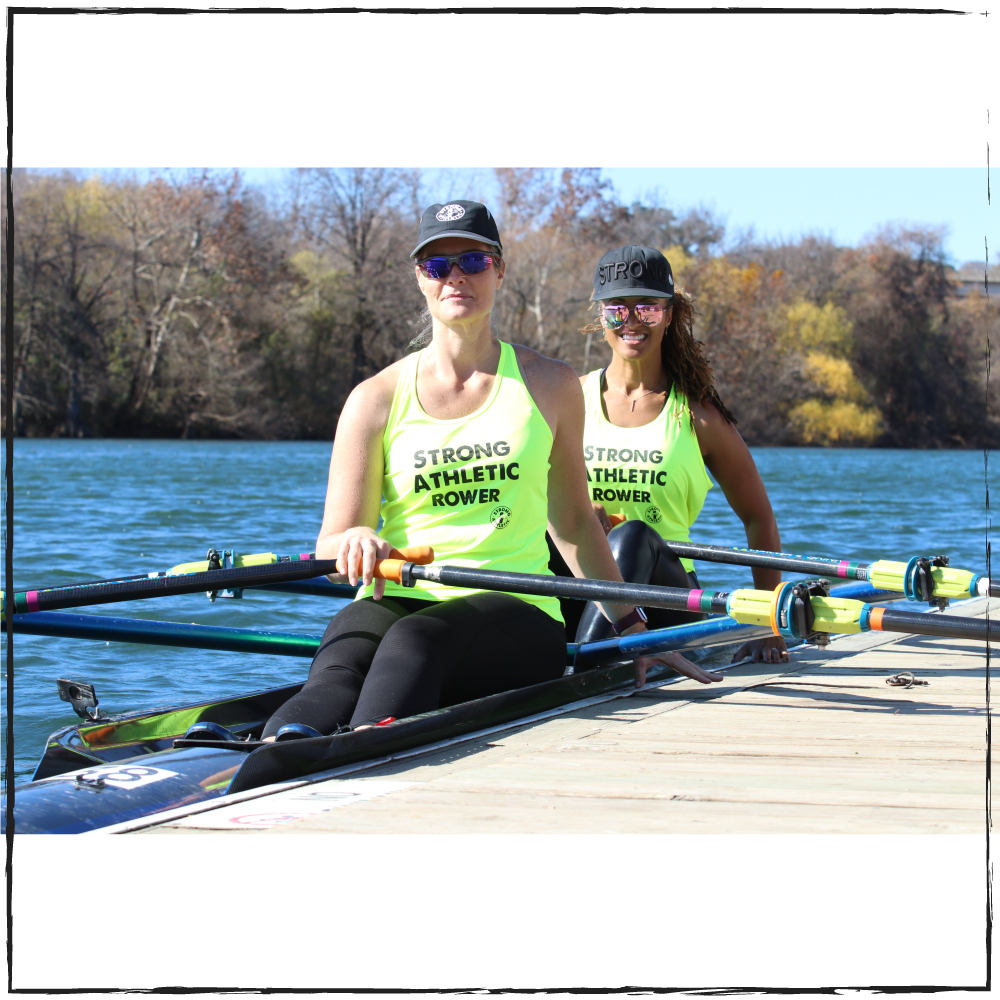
[{"xmin": 3, "ymin": 440, "xmax": 996, "ymax": 782}]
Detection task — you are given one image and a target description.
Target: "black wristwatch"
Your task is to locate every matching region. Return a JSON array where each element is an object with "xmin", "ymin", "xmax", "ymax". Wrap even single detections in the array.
[{"xmin": 612, "ymin": 607, "xmax": 648, "ymax": 635}]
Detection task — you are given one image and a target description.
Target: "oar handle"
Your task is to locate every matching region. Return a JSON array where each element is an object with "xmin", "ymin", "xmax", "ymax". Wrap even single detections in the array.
[
  {"xmin": 389, "ymin": 545, "xmax": 433, "ymax": 565},
  {"xmin": 344, "ymin": 545, "xmax": 435, "ymax": 581}
]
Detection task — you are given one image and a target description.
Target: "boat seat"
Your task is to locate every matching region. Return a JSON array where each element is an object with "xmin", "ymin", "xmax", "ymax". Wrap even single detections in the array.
[{"xmin": 182, "ymin": 721, "xmax": 242, "ymax": 742}]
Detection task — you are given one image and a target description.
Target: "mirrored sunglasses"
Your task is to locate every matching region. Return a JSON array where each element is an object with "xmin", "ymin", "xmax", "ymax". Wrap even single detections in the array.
[
  {"xmin": 601, "ymin": 303, "xmax": 667, "ymax": 330},
  {"xmin": 417, "ymin": 252, "xmax": 497, "ymax": 280}
]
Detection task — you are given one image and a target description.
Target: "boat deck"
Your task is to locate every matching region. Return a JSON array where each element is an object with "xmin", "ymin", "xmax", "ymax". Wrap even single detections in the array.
[{"xmin": 137, "ymin": 597, "xmax": 993, "ymax": 835}]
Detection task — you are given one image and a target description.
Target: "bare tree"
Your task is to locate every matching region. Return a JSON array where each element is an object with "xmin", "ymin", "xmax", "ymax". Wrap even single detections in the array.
[
  {"xmin": 294, "ymin": 168, "xmax": 421, "ymax": 385},
  {"xmin": 618, "ymin": 200, "xmax": 724, "ymax": 258},
  {"xmin": 496, "ymin": 167, "xmax": 618, "ymax": 364}
]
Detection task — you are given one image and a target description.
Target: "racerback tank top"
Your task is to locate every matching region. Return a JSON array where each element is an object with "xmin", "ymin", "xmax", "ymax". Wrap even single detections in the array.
[
  {"xmin": 357, "ymin": 340, "xmax": 562, "ymax": 622},
  {"xmin": 582, "ymin": 369, "xmax": 713, "ymax": 572}
]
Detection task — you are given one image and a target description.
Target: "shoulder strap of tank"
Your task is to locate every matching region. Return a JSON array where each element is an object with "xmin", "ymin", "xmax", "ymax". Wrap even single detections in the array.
[
  {"xmin": 497, "ymin": 338, "xmax": 515, "ymax": 381},
  {"xmin": 667, "ymin": 381, "xmax": 697, "ymax": 430},
  {"xmin": 581, "ymin": 368, "xmax": 605, "ymax": 416},
  {"xmin": 384, "ymin": 348, "xmax": 422, "ymax": 440}
]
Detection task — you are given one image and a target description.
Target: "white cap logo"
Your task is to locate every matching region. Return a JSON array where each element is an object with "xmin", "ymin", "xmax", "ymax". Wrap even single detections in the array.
[
  {"xmin": 668, "ymin": 273, "xmax": 674, "ymax": 285},
  {"xmin": 436, "ymin": 204, "xmax": 466, "ymax": 222}
]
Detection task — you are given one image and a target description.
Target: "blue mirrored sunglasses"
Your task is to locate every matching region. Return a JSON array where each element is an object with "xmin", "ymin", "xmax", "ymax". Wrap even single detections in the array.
[{"xmin": 417, "ymin": 251, "xmax": 497, "ymax": 280}]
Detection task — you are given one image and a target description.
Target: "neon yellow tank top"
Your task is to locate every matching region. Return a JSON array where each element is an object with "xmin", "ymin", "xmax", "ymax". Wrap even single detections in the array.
[
  {"xmin": 582, "ymin": 370, "xmax": 713, "ymax": 573},
  {"xmin": 357, "ymin": 341, "xmax": 562, "ymax": 622}
]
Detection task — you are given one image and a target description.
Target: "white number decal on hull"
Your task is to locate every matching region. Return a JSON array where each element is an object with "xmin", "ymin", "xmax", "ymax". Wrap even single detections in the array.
[{"xmin": 74, "ymin": 765, "xmax": 179, "ymax": 789}]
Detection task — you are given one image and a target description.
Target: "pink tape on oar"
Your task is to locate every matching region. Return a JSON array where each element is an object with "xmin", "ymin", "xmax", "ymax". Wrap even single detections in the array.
[
  {"xmin": 300, "ymin": 553, "xmax": 312, "ymax": 560},
  {"xmin": 838, "ymin": 561, "xmax": 850, "ymax": 578},
  {"xmin": 25, "ymin": 591, "xmax": 40, "ymax": 612},
  {"xmin": 686, "ymin": 590, "xmax": 704, "ymax": 612}
]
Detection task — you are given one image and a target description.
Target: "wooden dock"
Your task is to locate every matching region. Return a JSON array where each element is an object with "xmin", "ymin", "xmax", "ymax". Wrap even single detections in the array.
[{"xmin": 138, "ymin": 597, "xmax": 992, "ymax": 835}]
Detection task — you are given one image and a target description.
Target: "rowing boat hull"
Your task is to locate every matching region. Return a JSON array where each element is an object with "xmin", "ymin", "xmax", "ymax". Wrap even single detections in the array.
[
  {"xmin": 29, "ymin": 683, "xmax": 303, "ymax": 782},
  {"xmin": 7, "ymin": 582, "xmax": 900, "ymax": 834},
  {"xmin": 5, "ymin": 746, "xmax": 249, "ymax": 834},
  {"xmin": 6, "ymin": 656, "xmax": 686, "ymax": 834}
]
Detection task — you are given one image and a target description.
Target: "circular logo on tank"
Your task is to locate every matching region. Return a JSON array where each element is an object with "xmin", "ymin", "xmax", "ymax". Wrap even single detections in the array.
[
  {"xmin": 436, "ymin": 204, "xmax": 466, "ymax": 222},
  {"xmin": 644, "ymin": 506, "xmax": 663, "ymax": 525},
  {"xmin": 490, "ymin": 505, "xmax": 512, "ymax": 529}
]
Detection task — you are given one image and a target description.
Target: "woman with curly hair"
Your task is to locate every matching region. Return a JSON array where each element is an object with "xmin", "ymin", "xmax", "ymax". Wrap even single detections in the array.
[{"xmin": 552, "ymin": 245, "xmax": 788, "ymax": 664}]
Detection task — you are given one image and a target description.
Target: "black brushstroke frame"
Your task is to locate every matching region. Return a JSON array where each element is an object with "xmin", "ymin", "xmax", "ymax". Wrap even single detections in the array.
[
  {"xmin": 4, "ymin": 6, "xmax": 14, "ymax": 997},
  {"xmin": 2, "ymin": 3, "xmax": 991, "ymax": 994}
]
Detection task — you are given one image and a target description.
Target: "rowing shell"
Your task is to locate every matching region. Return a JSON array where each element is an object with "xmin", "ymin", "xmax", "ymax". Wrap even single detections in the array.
[
  {"xmin": 6, "ymin": 652, "xmax": 712, "ymax": 834},
  {"xmin": 3, "ymin": 580, "xmax": 912, "ymax": 835}
]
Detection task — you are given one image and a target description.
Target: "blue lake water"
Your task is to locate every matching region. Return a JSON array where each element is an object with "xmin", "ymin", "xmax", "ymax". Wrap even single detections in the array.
[{"xmin": 2, "ymin": 440, "xmax": 996, "ymax": 783}]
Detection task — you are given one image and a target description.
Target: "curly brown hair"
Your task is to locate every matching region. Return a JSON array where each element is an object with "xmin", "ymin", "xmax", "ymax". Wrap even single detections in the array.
[
  {"xmin": 658, "ymin": 290, "xmax": 737, "ymax": 424},
  {"xmin": 581, "ymin": 289, "xmax": 737, "ymax": 425}
]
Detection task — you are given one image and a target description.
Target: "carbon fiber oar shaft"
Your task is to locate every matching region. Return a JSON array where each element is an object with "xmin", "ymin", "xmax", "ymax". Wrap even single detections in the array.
[
  {"xmin": 667, "ymin": 540, "xmax": 994, "ymax": 602},
  {"xmin": 406, "ymin": 563, "xmax": 730, "ymax": 614},
  {"xmin": 12, "ymin": 611, "xmax": 322, "ymax": 656},
  {"xmin": 666, "ymin": 542, "xmax": 859, "ymax": 577},
  {"xmin": 876, "ymin": 607, "xmax": 998, "ymax": 642},
  {"xmin": 5, "ymin": 559, "xmax": 346, "ymax": 614}
]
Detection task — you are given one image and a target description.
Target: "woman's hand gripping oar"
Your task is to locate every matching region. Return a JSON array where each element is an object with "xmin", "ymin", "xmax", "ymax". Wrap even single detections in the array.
[
  {"xmin": 331, "ymin": 534, "xmax": 434, "ymax": 601},
  {"xmin": 330, "ymin": 531, "xmax": 434, "ymax": 601}
]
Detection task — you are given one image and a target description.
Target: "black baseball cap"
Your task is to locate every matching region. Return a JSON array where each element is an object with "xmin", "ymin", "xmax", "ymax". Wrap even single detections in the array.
[
  {"xmin": 593, "ymin": 245, "xmax": 674, "ymax": 301},
  {"xmin": 411, "ymin": 200, "xmax": 503, "ymax": 258}
]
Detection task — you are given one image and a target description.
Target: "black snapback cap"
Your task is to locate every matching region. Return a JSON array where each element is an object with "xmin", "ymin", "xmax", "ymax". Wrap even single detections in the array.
[
  {"xmin": 593, "ymin": 245, "xmax": 674, "ymax": 300},
  {"xmin": 411, "ymin": 200, "xmax": 503, "ymax": 258}
]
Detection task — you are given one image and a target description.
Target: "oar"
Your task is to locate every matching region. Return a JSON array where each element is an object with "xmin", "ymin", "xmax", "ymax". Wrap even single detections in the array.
[
  {"xmin": 2, "ymin": 546, "xmax": 432, "ymax": 614},
  {"xmin": 11, "ymin": 611, "xmax": 322, "ymax": 657},
  {"xmin": 379, "ymin": 558, "xmax": 998, "ymax": 645},
  {"xmin": 668, "ymin": 541, "xmax": 992, "ymax": 602},
  {"xmin": 602, "ymin": 515, "xmax": 993, "ymax": 602},
  {"xmin": 10, "ymin": 608, "xmax": 768, "ymax": 671},
  {"xmin": 17, "ymin": 550, "xmax": 358, "ymax": 600}
]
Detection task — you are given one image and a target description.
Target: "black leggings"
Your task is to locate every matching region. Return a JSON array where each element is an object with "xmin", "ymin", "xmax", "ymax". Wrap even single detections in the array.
[
  {"xmin": 262, "ymin": 592, "xmax": 567, "ymax": 737},
  {"xmin": 547, "ymin": 519, "xmax": 702, "ymax": 644}
]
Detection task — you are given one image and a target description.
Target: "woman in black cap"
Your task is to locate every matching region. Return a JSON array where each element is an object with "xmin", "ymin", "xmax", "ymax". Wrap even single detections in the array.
[
  {"xmin": 557, "ymin": 245, "xmax": 787, "ymax": 664},
  {"xmin": 259, "ymin": 214, "xmax": 721, "ymax": 742}
]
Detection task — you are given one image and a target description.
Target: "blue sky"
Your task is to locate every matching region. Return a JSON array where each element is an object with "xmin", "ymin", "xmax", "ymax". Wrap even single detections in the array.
[
  {"xmin": 83, "ymin": 166, "xmax": 990, "ymax": 268},
  {"xmin": 601, "ymin": 168, "xmax": 989, "ymax": 268}
]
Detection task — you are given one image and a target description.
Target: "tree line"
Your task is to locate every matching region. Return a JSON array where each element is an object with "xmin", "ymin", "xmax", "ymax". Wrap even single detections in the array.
[{"xmin": 3, "ymin": 167, "xmax": 996, "ymax": 447}]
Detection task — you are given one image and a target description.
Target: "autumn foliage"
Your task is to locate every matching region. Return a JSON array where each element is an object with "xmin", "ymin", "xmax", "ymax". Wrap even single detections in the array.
[{"xmin": 3, "ymin": 168, "xmax": 996, "ymax": 447}]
